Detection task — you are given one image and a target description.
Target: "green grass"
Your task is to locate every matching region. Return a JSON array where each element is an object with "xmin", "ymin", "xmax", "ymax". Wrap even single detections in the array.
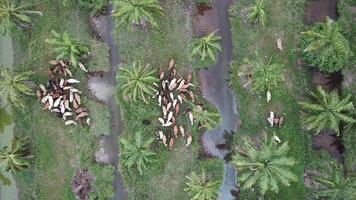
[
  {"xmin": 115, "ymin": 0, "xmax": 224, "ymax": 199},
  {"xmin": 12, "ymin": 0, "xmax": 115, "ymax": 199},
  {"xmin": 230, "ymin": 0, "xmax": 310, "ymax": 198}
]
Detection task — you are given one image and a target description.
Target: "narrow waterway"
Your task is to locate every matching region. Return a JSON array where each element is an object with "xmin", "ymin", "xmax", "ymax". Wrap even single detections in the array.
[
  {"xmin": 87, "ymin": 5, "xmax": 127, "ymax": 199},
  {"xmin": 199, "ymin": 0, "xmax": 239, "ymax": 199},
  {"xmin": 0, "ymin": 35, "xmax": 17, "ymax": 200}
]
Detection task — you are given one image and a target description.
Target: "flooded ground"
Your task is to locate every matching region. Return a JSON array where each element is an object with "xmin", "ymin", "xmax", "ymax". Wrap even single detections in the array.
[
  {"xmin": 0, "ymin": 35, "xmax": 17, "ymax": 200},
  {"xmin": 198, "ymin": 0, "xmax": 239, "ymax": 199}
]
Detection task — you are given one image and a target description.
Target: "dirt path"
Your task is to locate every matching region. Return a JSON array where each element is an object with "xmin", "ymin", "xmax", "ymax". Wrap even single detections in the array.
[
  {"xmin": 198, "ymin": 0, "xmax": 239, "ymax": 199},
  {"xmin": 88, "ymin": 5, "xmax": 127, "ymax": 200}
]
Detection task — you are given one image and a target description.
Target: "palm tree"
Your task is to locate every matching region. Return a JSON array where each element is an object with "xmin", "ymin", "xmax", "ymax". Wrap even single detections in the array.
[
  {"xmin": 184, "ymin": 169, "xmax": 220, "ymax": 200},
  {"xmin": 301, "ymin": 17, "xmax": 352, "ymax": 73},
  {"xmin": 247, "ymin": 0, "xmax": 266, "ymax": 26},
  {"xmin": 0, "ymin": 136, "xmax": 32, "ymax": 173},
  {"xmin": 299, "ymin": 87, "xmax": 355, "ymax": 136},
  {"xmin": 45, "ymin": 30, "xmax": 90, "ymax": 69},
  {"xmin": 117, "ymin": 61, "xmax": 158, "ymax": 103},
  {"xmin": 0, "ymin": 68, "xmax": 34, "ymax": 107},
  {"xmin": 239, "ymin": 53, "xmax": 285, "ymax": 96},
  {"xmin": 191, "ymin": 104, "xmax": 220, "ymax": 130},
  {"xmin": 120, "ymin": 132, "xmax": 156, "ymax": 175},
  {"xmin": 190, "ymin": 31, "xmax": 221, "ymax": 63},
  {"xmin": 232, "ymin": 134, "xmax": 297, "ymax": 195},
  {"xmin": 313, "ymin": 161, "xmax": 356, "ymax": 200},
  {"xmin": 0, "ymin": 0, "xmax": 42, "ymax": 35},
  {"xmin": 112, "ymin": 0, "xmax": 163, "ymax": 30}
]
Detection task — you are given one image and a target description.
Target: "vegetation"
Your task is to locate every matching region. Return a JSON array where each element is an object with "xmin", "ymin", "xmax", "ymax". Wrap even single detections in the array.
[
  {"xmin": 313, "ymin": 161, "xmax": 356, "ymax": 200},
  {"xmin": 62, "ymin": 0, "xmax": 108, "ymax": 15},
  {"xmin": 240, "ymin": 53, "xmax": 285, "ymax": 95},
  {"xmin": 112, "ymin": 0, "xmax": 163, "ymax": 30},
  {"xmin": 191, "ymin": 104, "xmax": 220, "ymax": 130},
  {"xmin": 299, "ymin": 87, "xmax": 355, "ymax": 136},
  {"xmin": 247, "ymin": 0, "xmax": 267, "ymax": 26},
  {"xmin": 0, "ymin": 0, "xmax": 42, "ymax": 35},
  {"xmin": 120, "ymin": 131, "xmax": 157, "ymax": 175},
  {"xmin": 0, "ymin": 136, "xmax": 32, "ymax": 173},
  {"xmin": 190, "ymin": 31, "xmax": 221, "ymax": 65},
  {"xmin": 117, "ymin": 61, "xmax": 158, "ymax": 103},
  {"xmin": 232, "ymin": 134, "xmax": 297, "ymax": 196},
  {"xmin": 45, "ymin": 30, "xmax": 90, "ymax": 68},
  {"xmin": 0, "ymin": 108, "xmax": 11, "ymax": 133},
  {"xmin": 184, "ymin": 169, "xmax": 221, "ymax": 200},
  {"xmin": 0, "ymin": 170, "xmax": 11, "ymax": 185},
  {"xmin": 194, "ymin": 0, "xmax": 212, "ymax": 6},
  {"xmin": 0, "ymin": 68, "xmax": 34, "ymax": 107},
  {"xmin": 300, "ymin": 17, "xmax": 352, "ymax": 73}
]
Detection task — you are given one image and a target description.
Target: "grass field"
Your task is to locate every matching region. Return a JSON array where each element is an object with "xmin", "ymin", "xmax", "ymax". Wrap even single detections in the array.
[
  {"xmin": 115, "ymin": 0, "xmax": 224, "ymax": 199},
  {"xmin": 230, "ymin": 0, "xmax": 311, "ymax": 198},
  {"xmin": 12, "ymin": 1, "xmax": 114, "ymax": 199}
]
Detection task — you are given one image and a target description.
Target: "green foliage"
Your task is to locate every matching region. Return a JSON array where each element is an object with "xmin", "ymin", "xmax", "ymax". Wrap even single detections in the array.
[
  {"xmin": 190, "ymin": 31, "xmax": 221, "ymax": 65},
  {"xmin": 88, "ymin": 164, "xmax": 115, "ymax": 200},
  {"xmin": 300, "ymin": 17, "xmax": 352, "ymax": 73},
  {"xmin": 247, "ymin": 0, "xmax": 266, "ymax": 26},
  {"xmin": 120, "ymin": 131, "xmax": 157, "ymax": 175},
  {"xmin": 112, "ymin": 0, "xmax": 163, "ymax": 30},
  {"xmin": 0, "ymin": 0, "xmax": 42, "ymax": 35},
  {"xmin": 45, "ymin": 30, "xmax": 90, "ymax": 68},
  {"xmin": 233, "ymin": 134, "xmax": 297, "ymax": 195},
  {"xmin": 0, "ymin": 170, "xmax": 11, "ymax": 185},
  {"xmin": 117, "ymin": 61, "xmax": 158, "ymax": 103},
  {"xmin": 194, "ymin": 0, "xmax": 212, "ymax": 6},
  {"xmin": 191, "ymin": 104, "xmax": 220, "ymax": 130},
  {"xmin": 0, "ymin": 136, "xmax": 32, "ymax": 173},
  {"xmin": 299, "ymin": 87, "xmax": 355, "ymax": 136},
  {"xmin": 184, "ymin": 169, "xmax": 221, "ymax": 200},
  {"xmin": 62, "ymin": 0, "xmax": 108, "ymax": 16},
  {"xmin": 0, "ymin": 108, "xmax": 11, "ymax": 133},
  {"xmin": 242, "ymin": 53, "xmax": 285, "ymax": 94},
  {"xmin": 313, "ymin": 161, "xmax": 356, "ymax": 200},
  {"xmin": 0, "ymin": 68, "xmax": 34, "ymax": 107}
]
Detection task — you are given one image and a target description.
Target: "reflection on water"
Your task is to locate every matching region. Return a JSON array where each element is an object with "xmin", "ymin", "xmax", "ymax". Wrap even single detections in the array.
[{"xmin": 0, "ymin": 35, "xmax": 17, "ymax": 200}]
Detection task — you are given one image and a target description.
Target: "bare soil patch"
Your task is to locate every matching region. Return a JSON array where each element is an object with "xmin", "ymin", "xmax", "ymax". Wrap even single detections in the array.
[
  {"xmin": 313, "ymin": 129, "xmax": 344, "ymax": 163},
  {"xmin": 304, "ymin": 0, "xmax": 339, "ymax": 24},
  {"xmin": 193, "ymin": 5, "xmax": 219, "ymax": 37},
  {"xmin": 310, "ymin": 69, "xmax": 343, "ymax": 91}
]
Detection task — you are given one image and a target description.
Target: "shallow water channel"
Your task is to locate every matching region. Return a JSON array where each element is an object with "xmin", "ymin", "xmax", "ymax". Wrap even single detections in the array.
[
  {"xmin": 0, "ymin": 35, "xmax": 17, "ymax": 200},
  {"xmin": 199, "ymin": 0, "xmax": 239, "ymax": 199}
]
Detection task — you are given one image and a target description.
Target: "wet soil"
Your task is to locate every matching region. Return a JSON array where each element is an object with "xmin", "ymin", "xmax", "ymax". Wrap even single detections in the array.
[
  {"xmin": 304, "ymin": 0, "xmax": 339, "ymax": 24},
  {"xmin": 193, "ymin": 4, "xmax": 219, "ymax": 37},
  {"xmin": 197, "ymin": 0, "xmax": 239, "ymax": 199},
  {"xmin": 89, "ymin": 5, "xmax": 127, "ymax": 200},
  {"xmin": 312, "ymin": 130, "xmax": 344, "ymax": 163}
]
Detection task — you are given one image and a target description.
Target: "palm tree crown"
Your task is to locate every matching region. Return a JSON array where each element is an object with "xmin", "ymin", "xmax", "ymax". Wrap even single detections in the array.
[
  {"xmin": 117, "ymin": 61, "xmax": 158, "ymax": 103},
  {"xmin": 190, "ymin": 31, "xmax": 221, "ymax": 63},
  {"xmin": 112, "ymin": 0, "xmax": 163, "ymax": 30},
  {"xmin": 45, "ymin": 30, "xmax": 90, "ymax": 68},
  {"xmin": 0, "ymin": 68, "xmax": 34, "ymax": 107},
  {"xmin": 0, "ymin": 0, "xmax": 42, "ymax": 35},
  {"xmin": 301, "ymin": 17, "xmax": 352, "ymax": 73},
  {"xmin": 299, "ymin": 87, "xmax": 355, "ymax": 136},
  {"xmin": 184, "ymin": 169, "xmax": 221, "ymax": 200},
  {"xmin": 232, "ymin": 134, "xmax": 297, "ymax": 195},
  {"xmin": 191, "ymin": 104, "xmax": 220, "ymax": 130},
  {"xmin": 313, "ymin": 161, "xmax": 356, "ymax": 200},
  {"xmin": 120, "ymin": 132, "xmax": 156, "ymax": 175},
  {"xmin": 0, "ymin": 136, "xmax": 32, "ymax": 172},
  {"xmin": 247, "ymin": 0, "xmax": 266, "ymax": 26}
]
